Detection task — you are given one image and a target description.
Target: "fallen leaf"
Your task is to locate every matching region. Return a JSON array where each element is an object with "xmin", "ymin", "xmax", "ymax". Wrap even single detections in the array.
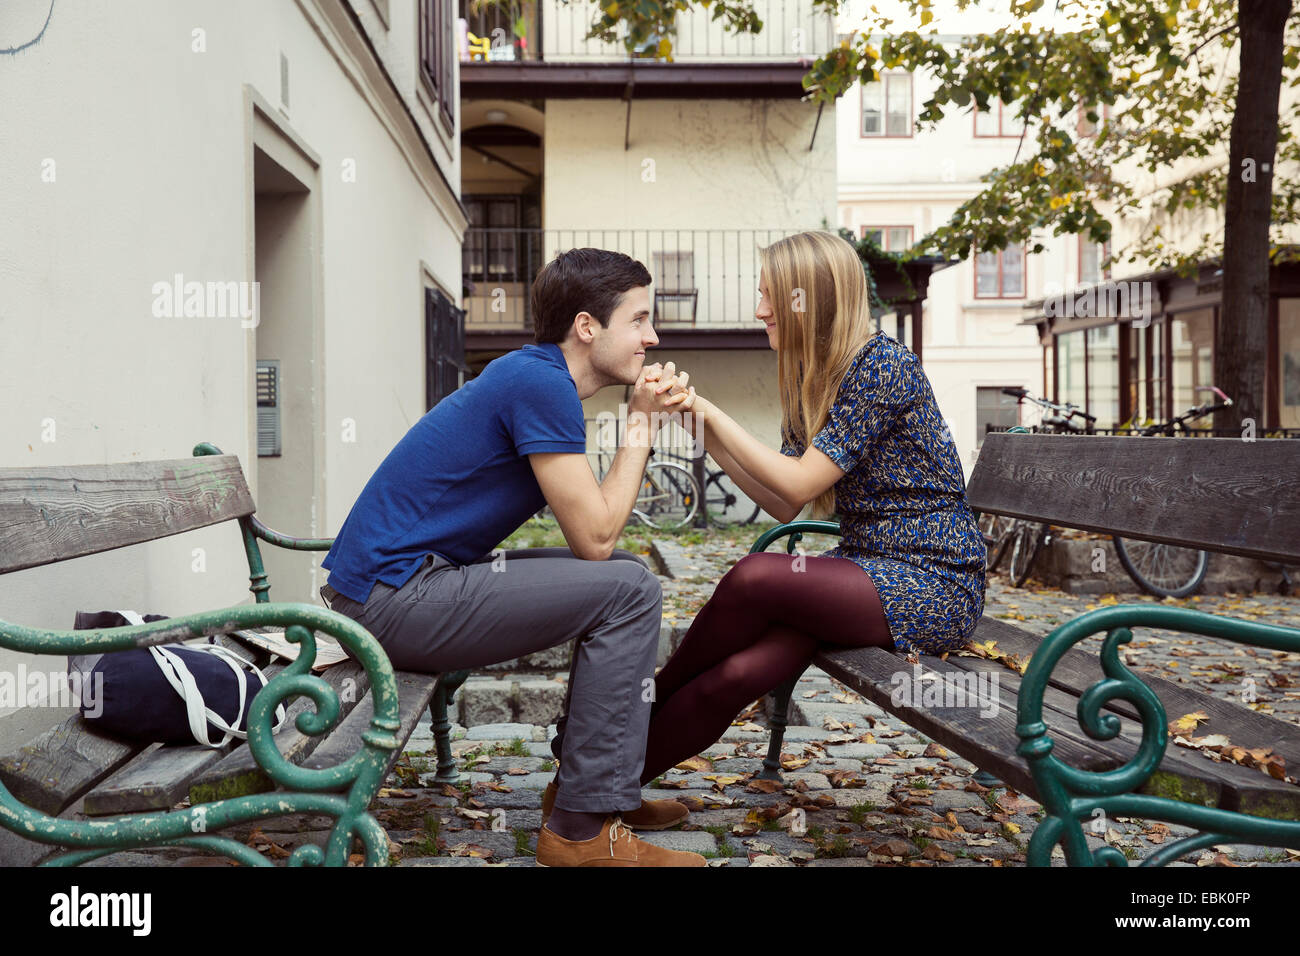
[
  {"xmin": 746, "ymin": 778, "xmax": 784, "ymax": 794},
  {"xmin": 1168, "ymin": 711, "xmax": 1211, "ymax": 735},
  {"xmin": 875, "ymin": 838, "xmax": 914, "ymax": 856},
  {"xmin": 922, "ymin": 844, "xmax": 955, "ymax": 862},
  {"xmin": 449, "ymin": 844, "xmax": 494, "ymax": 859},
  {"xmin": 703, "ymin": 774, "xmax": 744, "ymax": 790},
  {"xmin": 675, "ymin": 756, "xmax": 713, "ymax": 773}
]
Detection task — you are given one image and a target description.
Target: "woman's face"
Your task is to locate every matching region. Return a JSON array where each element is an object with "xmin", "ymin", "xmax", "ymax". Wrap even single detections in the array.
[{"xmin": 756, "ymin": 270, "xmax": 777, "ymax": 350}]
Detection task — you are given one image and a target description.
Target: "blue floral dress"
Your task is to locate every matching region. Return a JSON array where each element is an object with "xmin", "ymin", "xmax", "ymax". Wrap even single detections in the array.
[{"xmin": 781, "ymin": 330, "xmax": 986, "ymax": 655}]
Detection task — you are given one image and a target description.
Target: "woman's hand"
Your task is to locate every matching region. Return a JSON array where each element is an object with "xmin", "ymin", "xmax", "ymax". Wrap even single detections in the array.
[{"xmin": 663, "ymin": 370, "xmax": 698, "ymax": 423}]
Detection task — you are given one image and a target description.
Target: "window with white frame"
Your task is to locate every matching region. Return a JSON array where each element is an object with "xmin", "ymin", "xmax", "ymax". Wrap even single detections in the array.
[
  {"xmin": 975, "ymin": 245, "xmax": 1026, "ymax": 298},
  {"xmin": 862, "ymin": 74, "xmax": 912, "ymax": 137},
  {"xmin": 861, "ymin": 226, "xmax": 913, "ymax": 251},
  {"xmin": 1079, "ymin": 237, "xmax": 1112, "ymax": 285},
  {"xmin": 973, "ymin": 99, "xmax": 1025, "ymax": 138}
]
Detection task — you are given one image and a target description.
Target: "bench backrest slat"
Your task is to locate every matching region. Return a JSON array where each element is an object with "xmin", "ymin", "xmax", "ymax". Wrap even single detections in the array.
[
  {"xmin": 0, "ymin": 456, "xmax": 255, "ymax": 574},
  {"xmin": 967, "ymin": 434, "xmax": 1300, "ymax": 564}
]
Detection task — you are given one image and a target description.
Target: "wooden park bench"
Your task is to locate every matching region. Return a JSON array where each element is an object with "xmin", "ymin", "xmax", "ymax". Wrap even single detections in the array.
[
  {"xmin": 752, "ymin": 431, "xmax": 1300, "ymax": 866},
  {"xmin": 0, "ymin": 442, "xmax": 468, "ymax": 867}
]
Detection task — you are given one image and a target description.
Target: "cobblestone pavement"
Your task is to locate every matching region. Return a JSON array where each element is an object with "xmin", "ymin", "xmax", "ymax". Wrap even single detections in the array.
[{"xmin": 369, "ymin": 530, "xmax": 1300, "ymax": 868}]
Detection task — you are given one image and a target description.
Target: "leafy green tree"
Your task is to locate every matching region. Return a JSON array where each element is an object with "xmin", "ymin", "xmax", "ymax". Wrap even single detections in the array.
[{"xmin": 590, "ymin": 0, "xmax": 1298, "ymax": 429}]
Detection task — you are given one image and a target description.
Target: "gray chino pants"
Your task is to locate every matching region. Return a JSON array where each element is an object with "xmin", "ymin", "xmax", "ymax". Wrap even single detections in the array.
[{"xmin": 321, "ymin": 547, "xmax": 661, "ymax": 814}]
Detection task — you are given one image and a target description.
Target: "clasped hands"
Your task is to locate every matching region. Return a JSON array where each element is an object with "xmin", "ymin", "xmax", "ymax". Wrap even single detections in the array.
[{"xmin": 627, "ymin": 361, "xmax": 699, "ymax": 445}]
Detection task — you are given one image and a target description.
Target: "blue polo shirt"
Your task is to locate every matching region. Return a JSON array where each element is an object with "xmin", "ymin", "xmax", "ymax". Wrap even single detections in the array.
[{"xmin": 321, "ymin": 343, "xmax": 587, "ymax": 604}]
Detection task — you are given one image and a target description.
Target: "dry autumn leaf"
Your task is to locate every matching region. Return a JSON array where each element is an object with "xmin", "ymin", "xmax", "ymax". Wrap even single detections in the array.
[
  {"xmin": 703, "ymin": 774, "xmax": 744, "ymax": 790},
  {"xmin": 675, "ymin": 756, "xmax": 712, "ymax": 773},
  {"xmin": 1168, "ymin": 711, "xmax": 1211, "ymax": 735}
]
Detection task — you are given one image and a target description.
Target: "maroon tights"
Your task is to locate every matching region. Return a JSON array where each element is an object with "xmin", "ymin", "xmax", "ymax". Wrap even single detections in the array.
[{"xmin": 640, "ymin": 552, "xmax": 895, "ymax": 785}]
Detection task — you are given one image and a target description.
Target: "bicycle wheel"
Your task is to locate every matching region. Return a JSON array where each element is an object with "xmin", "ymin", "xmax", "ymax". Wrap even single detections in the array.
[
  {"xmin": 1008, "ymin": 521, "xmax": 1047, "ymax": 588},
  {"xmin": 705, "ymin": 470, "xmax": 761, "ymax": 525},
  {"xmin": 638, "ymin": 462, "xmax": 701, "ymax": 530},
  {"xmin": 1112, "ymin": 536, "xmax": 1209, "ymax": 598},
  {"xmin": 978, "ymin": 512, "xmax": 1014, "ymax": 572}
]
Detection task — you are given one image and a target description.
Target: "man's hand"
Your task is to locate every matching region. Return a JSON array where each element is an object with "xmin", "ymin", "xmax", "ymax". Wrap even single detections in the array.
[{"xmin": 628, "ymin": 361, "xmax": 693, "ymax": 445}]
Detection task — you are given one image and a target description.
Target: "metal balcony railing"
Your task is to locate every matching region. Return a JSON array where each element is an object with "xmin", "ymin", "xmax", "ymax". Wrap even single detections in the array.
[
  {"xmin": 456, "ymin": 0, "xmax": 832, "ymax": 63},
  {"xmin": 463, "ymin": 226, "xmax": 814, "ymax": 330}
]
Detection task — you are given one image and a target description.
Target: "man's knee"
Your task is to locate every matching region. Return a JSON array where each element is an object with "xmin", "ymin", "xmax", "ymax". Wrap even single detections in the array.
[
  {"xmin": 609, "ymin": 548, "xmax": 650, "ymax": 570},
  {"xmin": 602, "ymin": 559, "xmax": 661, "ymax": 617}
]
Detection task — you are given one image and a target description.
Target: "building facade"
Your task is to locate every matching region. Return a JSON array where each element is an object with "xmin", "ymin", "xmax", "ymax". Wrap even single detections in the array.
[
  {"xmin": 0, "ymin": 0, "xmax": 465, "ymax": 737},
  {"xmin": 456, "ymin": 0, "xmax": 839, "ymax": 514}
]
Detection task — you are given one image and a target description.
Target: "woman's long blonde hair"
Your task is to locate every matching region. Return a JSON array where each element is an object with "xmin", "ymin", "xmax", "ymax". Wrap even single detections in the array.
[{"xmin": 760, "ymin": 230, "xmax": 875, "ymax": 519}]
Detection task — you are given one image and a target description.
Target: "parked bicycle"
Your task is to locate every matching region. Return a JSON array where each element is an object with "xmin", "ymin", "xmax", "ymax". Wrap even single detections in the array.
[
  {"xmin": 1108, "ymin": 386, "xmax": 1233, "ymax": 597},
  {"xmin": 536, "ymin": 449, "xmax": 701, "ymax": 530},
  {"xmin": 657, "ymin": 450, "xmax": 763, "ymax": 525},
  {"xmin": 981, "ymin": 389, "xmax": 1096, "ymax": 587}
]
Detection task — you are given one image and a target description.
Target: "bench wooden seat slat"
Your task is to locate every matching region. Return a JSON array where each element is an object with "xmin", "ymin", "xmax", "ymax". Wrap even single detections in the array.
[
  {"xmin": 1029, "ymin": 675, "xmax": 1300, "ymax": 815},
  {"xmin": 968, "ymin": 617, "xmax": 1300, "ymax": 774},
  {"xmin": 187, "ymin": 660, "xmax": 370, "ymax": 805},
  {"xmin": 815, "ymin": 642, "xmax": 1300, "ymax": 817},
  {"xmin": 0, "ymin": 718, "xmax": 151, "ymax": 817},
  {"xmin": 811, "ymin": 647, "xmax": 1105, "ymax": 798},
  {"xmin": 965, "ymin": 433, "xmax": 1300, "ymax": 564},
  {"xmin": 301, "ymin": 670, "xmax": 441, "ymax": 780},
  {"xmin": 0, "ymin": 456, "xmax": 255, "ymax": 575}
]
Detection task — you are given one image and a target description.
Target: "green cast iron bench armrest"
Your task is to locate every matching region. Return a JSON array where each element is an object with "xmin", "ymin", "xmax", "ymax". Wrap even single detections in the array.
[{"xmin": 1018, "ymin": 603, "xmax": 1300, "ymax": 866}]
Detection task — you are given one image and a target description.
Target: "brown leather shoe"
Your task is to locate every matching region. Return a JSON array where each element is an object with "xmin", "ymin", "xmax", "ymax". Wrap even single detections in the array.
[
  {"xmin": 535, "ymin": 816, "xmax": 707, "ymax": 867},
  {"xmin": 541, "ymin": 781, "xmax": 689, "ymax": 831}
]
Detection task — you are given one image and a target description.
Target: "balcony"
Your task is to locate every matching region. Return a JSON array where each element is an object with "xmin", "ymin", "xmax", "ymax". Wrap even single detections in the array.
[
  {"xmin": 457, "ymin": 0, "xmax": 831, "ymax": 99},
  {"xmin": 463, "ymin": 227, "xmax": 814, "ymax": 349}
]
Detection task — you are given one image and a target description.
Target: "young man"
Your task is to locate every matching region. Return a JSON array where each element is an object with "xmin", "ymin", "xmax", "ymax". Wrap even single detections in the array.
[{"xmin": 320, "ymin": 248, "xmax": 706, "ymax": 867}]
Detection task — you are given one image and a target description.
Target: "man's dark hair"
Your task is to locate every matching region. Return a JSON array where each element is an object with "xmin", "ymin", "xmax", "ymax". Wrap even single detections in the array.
[{"xmin": 531, "ymin": 248, "xmax": 652, "ymax": 344}]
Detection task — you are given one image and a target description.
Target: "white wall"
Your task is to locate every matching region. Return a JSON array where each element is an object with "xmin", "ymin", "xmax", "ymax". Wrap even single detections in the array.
[{"xmin": 0, "ymin": 0, "xmax": 464, "ymax": 738}]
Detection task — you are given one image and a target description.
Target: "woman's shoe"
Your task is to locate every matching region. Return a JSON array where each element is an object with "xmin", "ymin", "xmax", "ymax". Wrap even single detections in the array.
[
  {"xmin": 541, "ymin": 781, "xmax": 689, "ymax": 831},
  {"xmin": 535, "ymin": 816, "xmax": 707, "ymax": 867}
]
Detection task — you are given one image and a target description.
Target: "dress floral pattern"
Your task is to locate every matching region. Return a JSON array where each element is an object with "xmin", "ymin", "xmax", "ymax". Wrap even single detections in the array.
[{"xmin": 781, "ymin": 330, "xmax": 987, "ymax": 655}]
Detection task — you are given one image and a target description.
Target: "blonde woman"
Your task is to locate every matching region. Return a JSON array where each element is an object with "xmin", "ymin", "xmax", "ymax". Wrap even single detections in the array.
[{"xmin": 639, "ymin": 230, "xmax": 986, "ymax": 783}]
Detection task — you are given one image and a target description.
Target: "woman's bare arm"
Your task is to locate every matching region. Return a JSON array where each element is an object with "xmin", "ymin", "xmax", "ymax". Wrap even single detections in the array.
[{"xmin": 691, "ymin": 396, "xmax": 844, "ymax": 523}]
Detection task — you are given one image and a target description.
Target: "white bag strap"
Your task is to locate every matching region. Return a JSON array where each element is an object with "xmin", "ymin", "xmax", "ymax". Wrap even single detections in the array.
[{"xmin": 119, "ymin": 610, "xmax": 287, "ymax": 748}]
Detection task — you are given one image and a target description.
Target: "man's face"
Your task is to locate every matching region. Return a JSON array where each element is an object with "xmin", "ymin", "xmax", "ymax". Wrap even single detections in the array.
[{"xmin": 589, "ymin": 286, "xmax": 657, "ymax": 386}]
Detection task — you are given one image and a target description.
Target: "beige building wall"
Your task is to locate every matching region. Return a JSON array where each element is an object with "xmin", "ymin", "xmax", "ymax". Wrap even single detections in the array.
[
  {"xmin": 541, "ymin": 98, "xmax": 836, "ymax": 331},
  {"xmin": 0, "ymin": 0, "xmax": 464, "ymax": 737}
]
